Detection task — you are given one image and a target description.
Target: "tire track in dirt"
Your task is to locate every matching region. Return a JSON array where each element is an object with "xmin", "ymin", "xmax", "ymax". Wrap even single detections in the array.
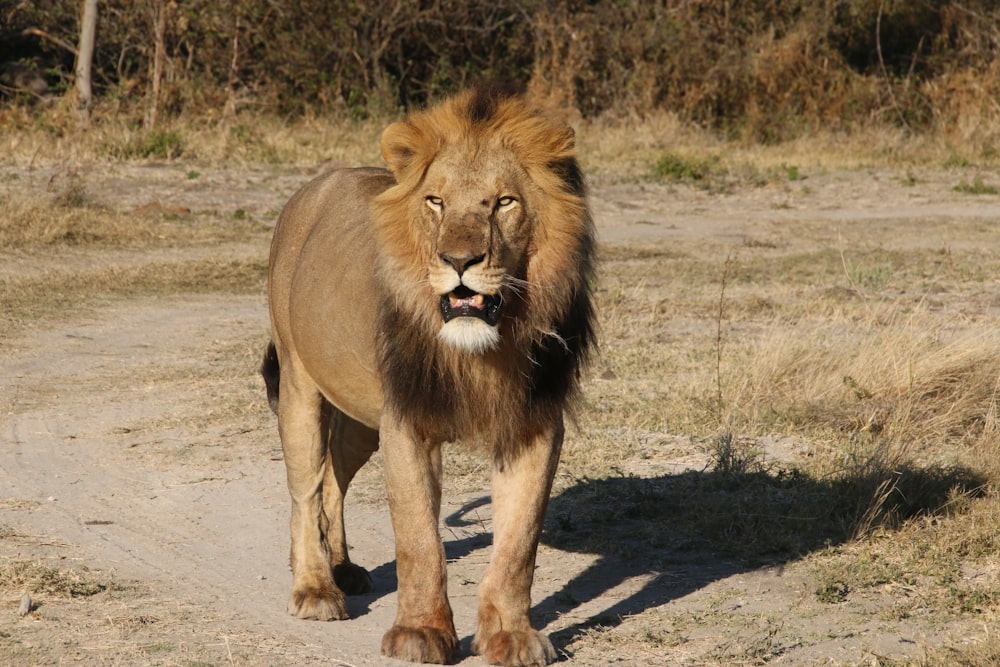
[{"xmin": 0, "ymin": 296, "xmax": 393, "ymax": 664}]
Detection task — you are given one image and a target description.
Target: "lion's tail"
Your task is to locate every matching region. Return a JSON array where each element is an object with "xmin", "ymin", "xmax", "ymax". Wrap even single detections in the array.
[{"xmin": 261, "ymin": 341, "xmax": 280, "ymax": 415}]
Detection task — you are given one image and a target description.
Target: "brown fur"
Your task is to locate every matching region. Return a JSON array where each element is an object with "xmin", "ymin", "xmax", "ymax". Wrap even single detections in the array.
[{"xmin": 264, "ymin": 87, "xmax": 594, "ymax": 666}]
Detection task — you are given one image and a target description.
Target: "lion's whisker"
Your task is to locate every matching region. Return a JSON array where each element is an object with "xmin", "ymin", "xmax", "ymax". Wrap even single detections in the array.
[{"xmin": 502, "ymin": 275, "xmax": 552, "ymax": 299}]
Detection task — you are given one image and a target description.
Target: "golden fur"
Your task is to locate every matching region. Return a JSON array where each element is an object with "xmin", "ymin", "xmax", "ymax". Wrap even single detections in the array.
[{"xmin": 263, "ymin": 86, "xmax": 594, "ymax": 666}]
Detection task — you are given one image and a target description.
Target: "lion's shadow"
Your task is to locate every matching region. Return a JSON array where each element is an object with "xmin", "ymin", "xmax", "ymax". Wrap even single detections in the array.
[
  {"xmin": 433, "ymin": 459, "xmax": 983, "ymax": 656},
  {"xmin": 346, "ymin": 458, "xmax": 981, "ymax": 657}
]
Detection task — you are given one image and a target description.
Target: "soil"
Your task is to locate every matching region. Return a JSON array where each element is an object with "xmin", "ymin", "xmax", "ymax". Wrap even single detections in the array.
[{"xmin": 1, "ymin": 161, "xmax": 999, "ymax": 666}]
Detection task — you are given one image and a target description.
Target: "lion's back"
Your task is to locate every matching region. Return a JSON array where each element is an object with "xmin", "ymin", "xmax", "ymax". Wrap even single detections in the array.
[
  {"xmin": 268, "ymin": 167, "xmax": 396, "ymax": 427},
  {"xmin": 269, "ymin": 167, "xmax": 393, "ymax": 282}
]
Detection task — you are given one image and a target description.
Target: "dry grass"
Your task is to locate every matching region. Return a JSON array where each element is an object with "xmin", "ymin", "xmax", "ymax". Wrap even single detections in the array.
[
  {"xmin": 1, "ymin": 258, "xmax": 267, "ymax": 343},
  {"xmin": 4, "ymin": 103, "xmax": 1000, "ymax": 184},
  {"xmin": 588, "ymin": 230, "xmax": 1000, "ymax": 439},
  {"xmin": 1, "ymin": 104, "xmax": 386, "ymax": 169},
  {"xmin": 0, "ymin": 188, "xmax": 270, "ymax": 251},
  {"xmin": 577, "ymin": 110, "xmax": 1000, "ymax": 182},
  {"xmin": 722, "ymin": 323, "xmax": 1000, "ymax": 448},
  {"xmin": 0, "ymin": 560, "xmax": 112, "ymax": 598},
  {"xmin": 914, "ymin": 642, "xmax": 1000, "ymax": 667}
]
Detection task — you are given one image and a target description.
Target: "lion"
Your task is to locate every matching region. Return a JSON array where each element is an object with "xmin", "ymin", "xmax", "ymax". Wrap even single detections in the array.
[{"xmin": 261, "ymin": 85, "xmax": 595, "ymax": 666}]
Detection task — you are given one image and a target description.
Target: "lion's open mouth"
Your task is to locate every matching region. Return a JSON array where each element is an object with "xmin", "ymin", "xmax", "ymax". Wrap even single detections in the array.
[{"xmin": 439, "ymin": 285, "xmax": 503, "ymax": 325}]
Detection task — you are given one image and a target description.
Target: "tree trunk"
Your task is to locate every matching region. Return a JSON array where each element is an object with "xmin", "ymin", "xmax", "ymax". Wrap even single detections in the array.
[
  {"xmin": 75, "ymin": 0, "xmax": 98, "ymax": 127},
  {"xmin": 225, "ymin": 15, "xmax": 240, "ymax": 117},
  {"xmin": 146, "ymin": 0, "xmax": 167, "ymax": 130}
]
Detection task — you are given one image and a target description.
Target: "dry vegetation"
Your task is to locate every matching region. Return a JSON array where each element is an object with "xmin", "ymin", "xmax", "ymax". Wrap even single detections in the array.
[{"xmin": 4, "ymin": 1, "xmax": 1000, "ymax": 164}]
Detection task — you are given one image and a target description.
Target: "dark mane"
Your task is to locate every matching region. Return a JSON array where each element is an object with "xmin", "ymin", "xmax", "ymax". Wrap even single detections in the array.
[
  {"xmin": 467, "ymin": 81, "xmax": 526, "ymax": 125},
  {"xmin": 548, "ymin": 157, "xmax": 587, "ymax": 197},
  {"xmin": 376, "ymin": 294, "xmax": 592, "ymax": 456},
  {"xmin": 373, "ymin": 88, "xmax": 596, "ymax": 458}
]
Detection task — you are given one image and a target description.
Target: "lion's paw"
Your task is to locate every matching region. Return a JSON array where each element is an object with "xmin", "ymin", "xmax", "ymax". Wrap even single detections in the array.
[
  {"xmin": 333, "ymin": 562, "xmax": 372, "ymax": 595},
  {"xmin": 477, "ymin": 629, "xmax": 557, "ymax": 667},
  {"xmin": 287, "ymin": 585, "xmax": 348, "ymax": 621},
  {"xmin": 381, "ymin": 624, "xmax": 458, "ymax": 664}
]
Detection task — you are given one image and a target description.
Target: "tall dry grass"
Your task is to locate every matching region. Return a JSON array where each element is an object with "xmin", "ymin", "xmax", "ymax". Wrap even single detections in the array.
[
  {"xmin": 5, "ymin": 101, "xmax": 996, "ymax": 186},
  {"xmin": 0, "ymin": 103, "xmax": 386, "ymax": 168},
  {"xmin": 723, "ymin": 323, "xmax": 1000, "ymax": 455}
]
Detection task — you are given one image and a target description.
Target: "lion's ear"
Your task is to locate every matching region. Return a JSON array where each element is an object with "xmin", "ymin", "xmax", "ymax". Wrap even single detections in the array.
[
  {"xmin": 561, "ymin": 125, "xmax": 576, "ymax": 151},
  {"xmin": 381, "ymin": 121, "xmax": 424, "ymax": 173}
]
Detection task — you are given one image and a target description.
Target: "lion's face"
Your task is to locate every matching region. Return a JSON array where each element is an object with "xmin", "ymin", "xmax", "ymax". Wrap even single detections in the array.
[
  {"xmin": 374, "ymin": 88, "xmax": 593, "ymax": 369},
  {"xmin": 419, "ymin": 147, "xmax": 533, "ymax": 353}
]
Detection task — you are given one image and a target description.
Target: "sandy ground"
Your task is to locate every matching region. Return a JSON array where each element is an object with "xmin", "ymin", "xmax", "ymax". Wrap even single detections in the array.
[{"xmin": 2, "ymin": 161, "xmax": 999, "ymax": 666}]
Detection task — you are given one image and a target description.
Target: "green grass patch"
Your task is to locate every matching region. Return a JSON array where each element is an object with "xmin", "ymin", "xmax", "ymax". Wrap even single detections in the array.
[
  {"xmin": 107, "ymin": 129, "xmax": 185, "ymax": 160},
  {"xmin": 653, "ymin": 152, "xmax": 721, "ymax": 183},
  {"xmin": 953, "ymin": 177, "xmax": 999, "ymax": 195}
]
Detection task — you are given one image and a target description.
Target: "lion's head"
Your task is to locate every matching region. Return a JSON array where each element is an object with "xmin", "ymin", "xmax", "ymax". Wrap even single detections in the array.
[{"xmin": 372, "ymin": 86, "xmax": 595, "ymax": 448}]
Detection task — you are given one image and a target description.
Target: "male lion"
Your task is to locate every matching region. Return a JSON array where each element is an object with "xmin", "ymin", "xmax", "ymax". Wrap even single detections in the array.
[{"xmin": 262, "ymin": 86, "xmax": 595, "ymax": 666}]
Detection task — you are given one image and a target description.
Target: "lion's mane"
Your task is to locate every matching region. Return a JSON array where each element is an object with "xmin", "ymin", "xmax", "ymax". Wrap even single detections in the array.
[{"xmin": 373, "ymin": 87, "xmax": 596, "ymax": 456}]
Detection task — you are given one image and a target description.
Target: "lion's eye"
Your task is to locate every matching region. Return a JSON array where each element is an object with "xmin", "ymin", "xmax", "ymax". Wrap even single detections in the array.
[
  {"xmin": 497, "ymin": 196, "xmax": 517, "ymax": 211},
  {"xmin": 425, "ymin": 196, "xmax": 444, "ymax": 211}
]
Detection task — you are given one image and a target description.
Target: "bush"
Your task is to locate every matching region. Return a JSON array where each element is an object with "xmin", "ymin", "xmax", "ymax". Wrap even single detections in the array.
[{"xmin": 1, "ymin": 0, "xmax": 998, "ymax": 138}]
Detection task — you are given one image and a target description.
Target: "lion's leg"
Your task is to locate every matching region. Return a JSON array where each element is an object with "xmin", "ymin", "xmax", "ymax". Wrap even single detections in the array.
[
  {"xmin": 473, "ymin": 420, "xmax": 563, "ymax": 667},
  {"xmin": 321, "ymin": 403, "xmax": 378, "ymax": 595},
  {"xmin": 379, "ymin": 416, "xmax": 458, "ymax": 664},
  {"xmin": 277, "ymin": 354, "xmax": 347, "ymax": 621}
]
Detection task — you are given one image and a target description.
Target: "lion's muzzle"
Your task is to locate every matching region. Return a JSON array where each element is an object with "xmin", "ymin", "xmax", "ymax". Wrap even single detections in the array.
[{"xmin": 439, "ymin": 285, "xmax": 503, "ymax": 325}]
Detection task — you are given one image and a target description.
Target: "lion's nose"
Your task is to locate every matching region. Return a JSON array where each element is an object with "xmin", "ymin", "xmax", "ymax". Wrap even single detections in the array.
[{"xmin": 439, "ymin": 252, "xmax": 485, "ymax": 276}]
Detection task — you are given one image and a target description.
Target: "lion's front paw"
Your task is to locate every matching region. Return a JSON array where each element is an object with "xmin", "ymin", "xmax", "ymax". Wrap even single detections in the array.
[
  {"xmin": 477, "ymin": 629, "xmax": 557, "ymax": 667},
  {"xmin": 381, "ymin": 624, "xmax": 458, "ymax": 664},
  {"xmin": 287, "ymin": 584, "xmax": 348, "ymax": 621},
  {"xmin": 333, "ymin": 561, "xmax": 372, "ymax": 595}
]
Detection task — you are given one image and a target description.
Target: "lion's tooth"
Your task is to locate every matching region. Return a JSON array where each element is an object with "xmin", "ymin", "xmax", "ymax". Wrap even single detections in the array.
[{"xmin": 473, "ymin": 294, "xmax": 484, "ymax": 307}]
